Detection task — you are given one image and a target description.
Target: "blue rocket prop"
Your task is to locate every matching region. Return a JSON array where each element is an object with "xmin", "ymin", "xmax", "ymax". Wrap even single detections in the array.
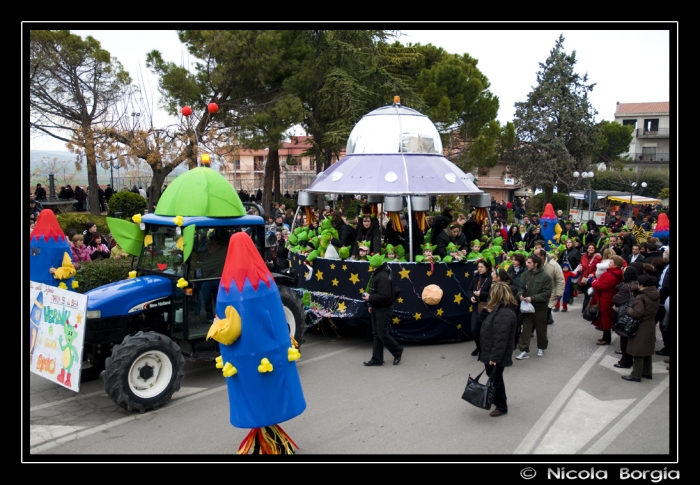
[
  {"xmin": 540, "ymin": 203, "xmax": 561, "ymax": 251},
  {"xmin": 30, "ymin": 209, "xmax": 76, "ymax": 289},
  {"xmin": 206, "ymin": 232, "xmax": 305, "ymax": 454}
]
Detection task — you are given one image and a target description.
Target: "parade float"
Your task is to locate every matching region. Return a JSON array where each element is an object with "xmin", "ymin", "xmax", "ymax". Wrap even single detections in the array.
[{"xmin": 289, "ymin": 97, "xmax": 490, "ymax": 343}]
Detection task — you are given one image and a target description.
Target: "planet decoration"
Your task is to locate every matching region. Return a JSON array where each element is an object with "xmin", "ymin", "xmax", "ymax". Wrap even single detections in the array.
[
  {"xmin": 208, "ymin": 102, "xmax": 219, "ymax": 114},
  {"xmin": 181, "ymin": 106, "xmax": 192, "ymax": 117},
  {"xmin": 422, "ymin": 284, "xmax": 443, "ymax": 305}
]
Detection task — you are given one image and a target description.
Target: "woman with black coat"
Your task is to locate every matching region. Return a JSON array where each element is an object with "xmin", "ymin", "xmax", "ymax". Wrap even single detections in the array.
[
  {"xmin": 469, "ymin": 259, "xmax": 493, "ymax": 358},
  {"xmin": 611, "ymin": 266, "xmax": 640, "ymax": 369},
  {"xmin": 622, "ymin": 274, "xmax": 661, "ymax": 382},
  {"xmin": 504, "ymin": 225, "xmax": 523, "ymax": 253},
  {"xmin": 478, "ymin": 281, "xmax": 518, "ymax": 417},
  {"xmin": 524, "ymin": 225, "xmax": 544, "ymax": 252},
  {"xmin": 352, "ymin": 214, "xmax": 382, "ymax": 257}
]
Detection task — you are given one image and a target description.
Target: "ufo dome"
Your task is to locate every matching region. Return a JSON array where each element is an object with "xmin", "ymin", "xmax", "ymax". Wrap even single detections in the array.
[{"xmin": 346, "ymin": 104, "xmax": 443, "ymax": 155}]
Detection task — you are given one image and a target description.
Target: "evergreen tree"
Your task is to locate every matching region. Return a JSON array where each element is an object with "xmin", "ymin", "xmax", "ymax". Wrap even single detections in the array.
[{"xmin": 504, "ymin": 35, "xmax": 599, "ymax": 202}]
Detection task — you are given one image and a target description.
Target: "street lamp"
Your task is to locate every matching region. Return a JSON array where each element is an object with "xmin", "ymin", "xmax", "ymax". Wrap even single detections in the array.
[
  {"xmin": 568, "ymin": 171, "xmax": 595, "ymax": 214},
  {"xmin": 629, "ymin": 181, "xmax": 647, "ymax": 219}
]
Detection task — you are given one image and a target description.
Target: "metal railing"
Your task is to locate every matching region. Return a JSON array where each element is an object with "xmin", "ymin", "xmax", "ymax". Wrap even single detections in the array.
[
  {"xmin": 636, "ymin": 128, "xmax": 670, "ymax": 138},
  {"xmin": 629, "ymin": 152, "xmax": 671, "ymax": 163}
]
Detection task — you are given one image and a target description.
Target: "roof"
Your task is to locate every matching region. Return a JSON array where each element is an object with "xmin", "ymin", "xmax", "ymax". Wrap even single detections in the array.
[
  {"xmin": 475, "ymin": 176, "xmax": 522, "ymax": 190},
  {"xmin": 615, "ymin": 102, "xmax": 670, "ymax": 115}
]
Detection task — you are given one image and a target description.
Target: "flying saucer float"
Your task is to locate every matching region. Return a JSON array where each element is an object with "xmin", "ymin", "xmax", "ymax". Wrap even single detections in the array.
[{"xmin": 290, "ymin": 97, "xmax": 493, "ymax": 344}]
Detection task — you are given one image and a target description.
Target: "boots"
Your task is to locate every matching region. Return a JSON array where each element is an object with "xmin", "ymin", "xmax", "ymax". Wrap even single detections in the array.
[
  {"xmin": 57, "ymin": 368, "xmax": 65, "ymax": 384},
  {"xmin": 562, "ymin": 302, "xmax": 568, "ymax": 312},
  {"xmin": 65, "ymin": 373, "xmax": 72, "ymax": 387}
]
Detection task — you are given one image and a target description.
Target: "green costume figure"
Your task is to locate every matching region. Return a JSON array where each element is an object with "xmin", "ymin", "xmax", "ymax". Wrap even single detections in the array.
[
  {"xmin": 442, "ymin": 242, "xmax": 464, "ymax": 263},
  {"xmin": 466, "ymin": 239, "xmax": 484, "ymax": 261},
  {"xmin": 415, "ymin": 243, "xmax": 441, "ymax": 263},
  {"xmin": 57, "ymin": 319, "xmax": 79, "ymax": 387}
]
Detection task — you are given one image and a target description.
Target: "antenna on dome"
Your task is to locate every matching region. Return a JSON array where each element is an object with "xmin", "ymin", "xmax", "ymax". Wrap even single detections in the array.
[{"xmin": 393, "ymin": 95, "xmax": 401, "ymax": 106}]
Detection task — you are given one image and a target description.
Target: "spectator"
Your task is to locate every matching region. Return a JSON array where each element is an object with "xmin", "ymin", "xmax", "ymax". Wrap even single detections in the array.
[
  {"xmin": 98, "ymin": 185, "xmax": 107, "ymax": 211},
  {"xmin": 29, "ymin": 199, "xmax": 42, "ymax": 224},
  {"xmin": 655, "ymin": 249, "xmax": 670, "ymax": 357},
  {"xmin": 83, "ymin": 221, "xmax": 99, "ymax": 247},
  {"xmin": 516, "ymin": 254, "xmax": 553, "ymax": 360},
  {"xmin": 138, "ymin": 186, "xmax": 147, "ymax": 199},
  {"xmin": 435, "ymin": 222, "xmax": 468, "ymax": 260},
  {"xmin": 352, "ymin": 214, "xmax": 382, "ymax": 258},
  {"xmin": 621, "ymin": 274, "xmax": 661, "ymax": 382},
  {"xmin": 104, "ymin": 184, "xmax": 114, "ymax": 203},
  {"xmin": 590, "ymin": 255, "xmax": 624, "ymax": 345},
  {"xmin": 88, "ymin": 234, "xmax": 111, "ymax": 260},
  {"xmin": 524, "ymin": 225, "xmax": 544, "ymax": 252},
  {"xmin": 430, "ymin": 206, "xmax": 454, "ymax": 244},
  {"xmin": 34, "ymin": 183, "xmax": 47, "ymax": 200},
  {"xmin": 611, "ymin": 265, "xmax": 640, "ymax": 369},
  {"xmin": 71, "ymin": 234, "xmax": 92, "ymax": 268},
  {"xmin": 535, "ymin": 248, "xmax": 564, "ymax": 326},
  {"xmin": 469, "ymin": 259, "xmax": 493, "ymax": 358},
  {"xmin": 578, "ymin": 243, "xmax": 602, "ymax": 311},
  {"xmin": 329, "ymin": 213, "xmax": 356, "ymax": 254}
]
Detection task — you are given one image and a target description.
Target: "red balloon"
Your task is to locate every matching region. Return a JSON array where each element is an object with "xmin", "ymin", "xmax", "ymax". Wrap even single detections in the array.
[
  {"xmin": 181, "ymin": 106, "xmax": 192, "ymax": 117},
  {"xmin": 207, "ymin": 102, "xmax": 219, "ymax": 114}
]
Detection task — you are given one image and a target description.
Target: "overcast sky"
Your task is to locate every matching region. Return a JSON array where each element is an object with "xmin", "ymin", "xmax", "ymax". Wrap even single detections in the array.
[{"xmin": 29, "ymin": 26, "xmax": 674, "ymax": 151}]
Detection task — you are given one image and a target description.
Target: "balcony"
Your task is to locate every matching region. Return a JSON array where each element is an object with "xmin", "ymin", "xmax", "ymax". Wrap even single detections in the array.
[
  {"xmin": 629, "ymin": 152, "xmax": 672, "ymax": 163},
  {"xmin": 636, "ymin": 128, "xmax": 670, "ymax": 138}
]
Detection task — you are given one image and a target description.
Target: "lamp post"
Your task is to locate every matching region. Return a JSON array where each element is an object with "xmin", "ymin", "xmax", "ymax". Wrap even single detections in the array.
[
  {"xmin": 629, "ymin": 181, "xmax": 647, "ymax": 219},
  {"xmin": 568, "ymin": 170, "xmax": 595, "ymax": 215}
]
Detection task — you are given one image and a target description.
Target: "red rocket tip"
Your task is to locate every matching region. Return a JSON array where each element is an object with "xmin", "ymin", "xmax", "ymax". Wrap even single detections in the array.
[
  {"xmin": 220, "ymin": 232, "xmax": 273, "ymax": 293},
  {"xmin": 31, "ymin": 209, "xmax": 68, "ymax": 244},
  {"xmin": 541, "ymin": 203, "xmax": 557, "ymax": 220}
]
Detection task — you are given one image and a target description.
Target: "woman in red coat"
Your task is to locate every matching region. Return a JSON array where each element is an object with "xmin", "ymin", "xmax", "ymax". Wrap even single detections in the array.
[
  {"xmin": 590, "ymin": 255, "xmax": 624, "ymax": 345},
  {"xmin": 579, "ymin": 243, "xmax": 602, "ymax": 312}
]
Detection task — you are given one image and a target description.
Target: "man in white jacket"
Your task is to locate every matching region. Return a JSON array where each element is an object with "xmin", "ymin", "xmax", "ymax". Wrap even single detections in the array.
[{"xmin": 535, "ymin": 248, "xmax": 565, "ymax": 323}]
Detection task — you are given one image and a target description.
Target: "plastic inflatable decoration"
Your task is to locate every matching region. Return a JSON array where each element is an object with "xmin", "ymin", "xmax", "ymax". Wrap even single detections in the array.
[
  {"xmin": 30, "ymin": 209, "xmax": 76, "ymax": 289},
  {"xmin": 206, "ymin": 232, "xmax": 305, "ymax": 454},
  {"xmin": 652, "ymin": 213, "xmax": 669, "ymax": 240},
  {"xmin": 208, "ymin": 102, "xmax": 219, "ymax": 114},
  {"xmin": 181, "ymin": 106, "xmax": 192, "ymax": 116},
  {"xmin": 540, "ymin": 203, "xmax": 560, "ymax": 250}
]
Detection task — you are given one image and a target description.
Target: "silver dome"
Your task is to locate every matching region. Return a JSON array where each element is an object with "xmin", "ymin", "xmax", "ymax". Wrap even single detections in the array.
[{"xmin": 346, "ymin": 104, "xmax": 443, "ymax": 155}]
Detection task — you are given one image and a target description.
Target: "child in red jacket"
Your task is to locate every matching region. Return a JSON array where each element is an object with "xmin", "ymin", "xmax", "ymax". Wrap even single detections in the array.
[{"xmin": 554, "ymin": 262, "xmax": 581, "ymax": 312}]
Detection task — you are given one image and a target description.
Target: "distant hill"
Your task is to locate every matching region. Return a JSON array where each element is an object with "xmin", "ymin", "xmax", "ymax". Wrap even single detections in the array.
[{"xmin": 28, "ymin": 150, "xmax": 187, "ymax": 188}]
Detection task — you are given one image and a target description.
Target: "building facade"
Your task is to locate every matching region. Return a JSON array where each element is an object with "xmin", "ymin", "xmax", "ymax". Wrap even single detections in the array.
[{"xmin": 614, "ymin": 101, "xmax": 670, "ymax": 172}]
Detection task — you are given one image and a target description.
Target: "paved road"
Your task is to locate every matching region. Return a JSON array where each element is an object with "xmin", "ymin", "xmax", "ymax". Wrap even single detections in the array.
[{"xmin": 26, "ymin": 301, "xmax": 674, "ymax": 460}]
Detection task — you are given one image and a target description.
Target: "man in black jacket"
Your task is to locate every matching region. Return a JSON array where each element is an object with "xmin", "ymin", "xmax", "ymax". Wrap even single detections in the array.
[
  {"xmin": 430, "ymin": 206, "xmax": 454, "ymax": 244},
  {"xmin": 362, "ymin": 255, "xmax": 403, "ymax": 366}
]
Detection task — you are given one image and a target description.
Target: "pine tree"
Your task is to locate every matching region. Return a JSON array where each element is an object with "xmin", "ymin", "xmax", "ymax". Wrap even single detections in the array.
[{"xmin": 504, "ymin": 35, "xmax": 600, "ymax": 203}]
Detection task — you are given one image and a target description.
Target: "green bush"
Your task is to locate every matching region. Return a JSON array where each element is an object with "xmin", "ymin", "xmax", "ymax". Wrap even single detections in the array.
[
  {"xmin": 591, "ymin": 170, "xmax": 669, "ymax": 198},
  {"xmin": 107, "ymin": 191, "xmax": 148, "ymax": 220},
  {"xmin": 56, "ymin": 213, "xmax": 110, "ymax": 236},
  {"xmin": 74, "ymin": 258, "xmax": 134, "ymax": 294}
]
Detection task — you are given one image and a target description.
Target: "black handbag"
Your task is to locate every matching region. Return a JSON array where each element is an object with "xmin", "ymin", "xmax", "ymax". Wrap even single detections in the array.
[
  {"xmin": 461, "ymin": 370, "xmax": 495, "ymax": 410},
  {"xmin": 582, "ymin": 303, "xmax": 600, "ymax": 321},
  {"xmin": 613, "ymin": 295, "xmax": 644, "ymax": 338}
]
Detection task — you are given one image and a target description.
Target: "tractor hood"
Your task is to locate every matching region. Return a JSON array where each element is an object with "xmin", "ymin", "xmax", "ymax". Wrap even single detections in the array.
[{"xmin": 86, "ymin": 275, "xmax": 173, "ymax": 319}]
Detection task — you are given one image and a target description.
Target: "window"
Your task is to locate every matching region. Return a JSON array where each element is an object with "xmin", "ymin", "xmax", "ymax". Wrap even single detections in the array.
[
  {"xmin": 234, "ymin": 159, "xmax": 240, "ymax": 170},
  {"xmin": 641, "ymin": 146, "xmax": 657, "ymax": 161},
  {"xmin": 643, "ymin": 118, "xmax": 659, "ymax": 133},
  {"xmin": 622, "ymin": 119, "xmax": 637, "ymax": 129}
]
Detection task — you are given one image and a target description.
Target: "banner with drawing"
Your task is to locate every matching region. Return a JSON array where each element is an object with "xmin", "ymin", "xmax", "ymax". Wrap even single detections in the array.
[{"xmin": 30, "ymin": 281, "xmax": 87, "ymax": 392}]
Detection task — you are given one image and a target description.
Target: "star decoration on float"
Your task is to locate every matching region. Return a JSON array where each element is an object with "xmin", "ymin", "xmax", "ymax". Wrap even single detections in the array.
[
  {"xmin": 457, "ymin": 323, "xmax": 462, "ymax": 329},
  {"xmin": 397, "ymin": 297, "xmax": 404, "ymax": 304},
  {"xmin": 332, "ymin": 278, "xmax": 339, "ymax": 286},
  {"xmin": 437, "ymin": 308, "xmax": 444, "ymax": 316},
  {"xmin": 427, "ymin": 270, "xmax": 433, "ymax": 276},
  {"xmin": 392, "ymin": 317, "xmax": 400, "ymax": 324},
  {"xmin": 330, "ymin": 264, "xmax": 335, "ymax": 270},
  {"xmin": 464, "ymin": 271, "xmax": 470, "ymax": 278},
  {"xmin": 337, "ymin": 302, "xmax": 347, "ymax": 312},
  {"xmin": 414, "ymin": 313, "xmax": 422, "ymax": 320},
  {"xmin": 399, "ymin": 268, "xmax": 411, "ymax": 279},
  {"xmin": 454, "ymin": 293, "xmax": 463, "ymax": 304},
  {"xmin": 349, "ymin": 273, "xmax": 360, "ymax": 284},
  {"xmin": 446, "ymin": 269, "xmax": 453, "ymax": 277},
  {"xmin": 359, "ymin": 288, "xmax": 365, "ymax": 295},
  {"xmin": 304, "ymin": 272, "xmax": 309, "ymax": 279},
  {"xmin": 342, "ymin": 265, "xmax": 347, "ymax": 271},
  {"xmin": 315, "ymin": 271, "xmax": 324, "ymax": 281}
]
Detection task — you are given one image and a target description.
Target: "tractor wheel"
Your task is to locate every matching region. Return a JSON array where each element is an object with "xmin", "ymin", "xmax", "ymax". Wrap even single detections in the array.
[
  {"xmin": 278, "ymin": 285, "xmax": 305, "ymax": 348},
  {"xmin": 102, "ymin": 331, "xmax": 185, "ymax": 413}
]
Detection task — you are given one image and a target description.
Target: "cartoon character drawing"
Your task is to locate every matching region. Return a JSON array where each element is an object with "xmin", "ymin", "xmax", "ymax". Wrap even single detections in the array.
[
  {"xmin": 57, "ymin": 319, "xmax": 80, "ymax": 388},
  {"xmin": 30, "ymin": 291, "xmax": 44, "ymax": 364}
]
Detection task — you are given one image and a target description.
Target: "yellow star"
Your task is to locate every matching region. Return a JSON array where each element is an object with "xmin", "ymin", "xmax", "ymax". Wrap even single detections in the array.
[
  {"xmin": 315, "ymin": 270, "xmax": 324, "ymax": 281},
  {"xmin": 454, "ymin": 293, "xmax": 463, "ymax": 304},
  {"xmin": 392, "ymin": 317, "xmax": 400, "ymax": 324},
  {"xmin": 359, "ymin": 287, "xmax": 366, "ymax": 295},
  {"xmin": 446, "ymin": 269, "xmax": 453, "ymax": 277},
  {"xmin": 75, "ymin": 313, "xmax": 83, "ymax": 324},
  {"xmin": 349, "ymin": 273, "xmax": 360, "ymax": 284},
  {"xmin": 414, "ymin": 312, "xmax": 422, "ymax": 320},
  {"xmin": 437, "ymin": 308, "xmax": 444, "ymax": 316},
  {"xmin": 304, "ymin": 271, "xmax": 309, "ymax": 279},
  {"xmin": 426, "ymin": 270, "xmax": 433, "ymax": 276},
  {"xmin": 397, "ymin": 297, "xmax": 404, "ymax": 304},
  {"xmin": 464, "ymin": 271, "xmax": 470, "ymax": 278},
  {"xmin": 330, "ymin": 263, "xmax": 335, "ymax": 270},
  {"xmin": 337, "ymin": 301, "xmax": 347, "ymax": 312},
  {"xmin": 399, "ymin": 267, "xmax": 411, "ymax": 279},
  {"xmin": 332, "ymin": 278, "xmax": 339, "ymax": 286},
  {"xmin": 342, "ymin": 264, "xmax": 347, "ymax": 271},
  {"xmin": 457, "ymin": 323, "xmax": 462, "ymax": 329},
  {"xmin": 469, "ymin": 304, "xmax": 473, "ymax": 312}
]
